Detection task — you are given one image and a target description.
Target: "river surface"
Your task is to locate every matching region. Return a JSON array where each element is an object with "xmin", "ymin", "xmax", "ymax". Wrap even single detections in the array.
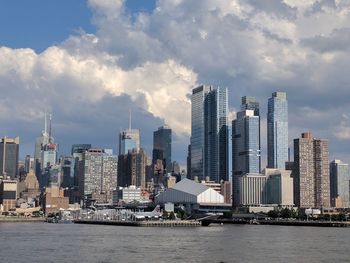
[{"xmin": 0, "ymin": 222, "xmax": 349, "ymax": 263}]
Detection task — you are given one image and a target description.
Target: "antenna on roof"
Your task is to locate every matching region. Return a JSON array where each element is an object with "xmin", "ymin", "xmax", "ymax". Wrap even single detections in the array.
[
  {"xmin": 129, "ymin": 109, "xmax": 132, "ymax": 130},
  {"xmin": 49, "ymin": 113, "xmax": 52, "ymax": 143},
  {"xmin": 44, "ymin": 111, "xmax": 47, "ymax": 135}
]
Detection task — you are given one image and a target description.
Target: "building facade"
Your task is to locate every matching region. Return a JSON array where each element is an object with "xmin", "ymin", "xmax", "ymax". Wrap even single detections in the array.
[
  {"xmin": 264, "ymin": 168, "xmax": 294, "ymax": 207},
  {"xmin": 0, "ymin": 136, "xmax": 19, "ymax": 179},
  {"xmin": 190, "ymin": 85, "xmax": 229, "ymax": 182},
  {"xmin": 82, "ymin": 149, "xmax": 118, "ymax": 205},
  {"xmin": 294, "ymin": 132, "xmax": 330, "ymax": 208},
  {"xmin": 118, "ymin": 148, "xmax": 147, "ymax": 189},
  {"xmin": 119, "ymin": 129, "xmax": 140, "ymax": 155},
  {"xmin": 267, "ymin": 92, "xmax": 288, "ymax": 169},
  {"xmin": 330, "ymin": 160, "xmax": 350, "ymax": 208},
  {"xmin": 153, "ymin": 126, "xmax": 172, "ymax": 172}
]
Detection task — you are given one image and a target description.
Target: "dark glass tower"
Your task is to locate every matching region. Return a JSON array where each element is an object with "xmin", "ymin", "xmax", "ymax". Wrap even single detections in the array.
[{"xmin": 153, "ymin": 126, "xmax": 172, "ymax": 172}]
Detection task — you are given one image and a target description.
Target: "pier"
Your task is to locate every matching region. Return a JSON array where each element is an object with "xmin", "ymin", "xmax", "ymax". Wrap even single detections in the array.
[{"xmin": 74, "ymin": 219, "xmax": 201, "ymax": 227}]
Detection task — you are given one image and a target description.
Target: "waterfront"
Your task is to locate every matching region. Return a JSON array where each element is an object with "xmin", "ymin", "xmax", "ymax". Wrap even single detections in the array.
[{"xmin": 0, "ymin": 223, "xmax": 349, "ymax": 263}]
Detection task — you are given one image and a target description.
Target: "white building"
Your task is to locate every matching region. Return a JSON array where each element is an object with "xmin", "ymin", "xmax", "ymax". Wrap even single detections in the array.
[
  {"xmin": 113, "ymin": 185, "xmax": 142, "ymax": 205},
  {"xmin": 155, "ymin": 178, "xmax": 228, "ymax": 213},
  {"xmin": 237, "ymin": 174, "xmax": 267, "ymax": 206}
]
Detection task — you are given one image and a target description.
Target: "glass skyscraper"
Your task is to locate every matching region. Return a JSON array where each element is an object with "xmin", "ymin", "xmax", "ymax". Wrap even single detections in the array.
[
  {"xmin": 191, "ymin": 85, "xmax": 210, "ymax": 181},
  {"xmin": 330, "ymin": 160, "xmax": 350, "ymax": 208},
  {"xmin": 232, "ymin": 109, "xmax": 261, "ymax": 176},
  {"xmin": 204, "ymin": 87, "xmax": 228, "ymax": 182},
  {"xmin": 119, "ymin": 129, "xmax": 140, "ymax": 155},
  {"xmin": 153, "ymin": 126, "xmax": 172, "ymax": 172},
  {"xmin": 267, "ymin": 92, "xmax": 288, "ymax": 169},
  {"xmin": 191, "ymin": 85, "xmax": 228, "ymax": 182},
  {"xmin": 0, "ymin": 137, "xmax": 19, "ymax": 179}
]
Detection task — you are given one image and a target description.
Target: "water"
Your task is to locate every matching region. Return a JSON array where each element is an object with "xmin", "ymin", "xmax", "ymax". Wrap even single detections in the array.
[{"xmin": 0, "ymin": 223, "xmax": 349, "ymax": 263}]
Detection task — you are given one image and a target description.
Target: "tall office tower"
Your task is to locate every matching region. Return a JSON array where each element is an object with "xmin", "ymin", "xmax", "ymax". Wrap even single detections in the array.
[
  {"xmin": 72, "ymin": 144, "xmax": 92, "ymax": 159},
  {"xmin": 152, "ymin": 126, "xmax": 172, "ymax": 172},
  {"xmin": 60, "ymin": 156, "xmax": 75, "ymax": 188},
  {"xmin": 330, "ymin": 160, "xmax": 350, "ymax": 208},
  {"xmin": 232, "ymin": 110, "xmax": 261, "ymax": 176},
  {"xmin": 267, "ymin": 92, "xmax": 288, "ymax": 169},
  {"xmin": 0, "ymin": 136, "xmax": 19, "ymax": 179},
  {"xmin": 294, "ymin": 132, "xmax": 330, "ymax": 208},
  {"xmin": 204, "ymin": 87, "xmax": 229, "ymax": 182},
  {"xmin": 241, "ymin": 96, "xmax": 259, "ymax": 116},
  {"xmin": 187, "ymin": 144, "xmax": 191, "ymax": 179},
  {"xmin": 70, "ymin": 144, "xmax": 91, "ymax": 203},
  {"xmin": 118, "ymin": 148, "xmax": 147, "ymax": 189},
  {"xmin": 190, "ymin": 85, "xmax": 229, "ymax": 182},
  {"xmin": 191, "ymin": 85, "xmax": 211, "ymax": 181},
  {"xmin": 81, "ymin": 149, "xmax": 118, "ymax": 205},
  {"xmin": 119, "ymin": 129, "xmax": 140, "ymax": 155}
]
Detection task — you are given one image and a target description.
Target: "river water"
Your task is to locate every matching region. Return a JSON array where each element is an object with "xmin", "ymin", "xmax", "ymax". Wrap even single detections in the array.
[{"xmin": 0, "ymin": 222, "xmax": 349, "ymax": 263}]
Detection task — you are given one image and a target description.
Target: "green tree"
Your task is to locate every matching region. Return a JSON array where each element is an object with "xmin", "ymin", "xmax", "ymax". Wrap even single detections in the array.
[
  {"xmin": 267, "ymin": 210, "xmax": 279, "ymax": 218},
  {"xmin": 169, "ymin": 211, "xmax": 176, "ymax": 220},
  {"xmin": 280, "ymin": 208, "xmax": 292, "ymax": 218}
]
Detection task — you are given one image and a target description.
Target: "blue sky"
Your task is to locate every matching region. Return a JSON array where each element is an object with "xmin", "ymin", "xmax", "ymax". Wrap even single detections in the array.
[
  {"xmin": 1, "ymin": 0, "xmax": 350, "ymax": 168},
  {"xmin": 0, "ymin": 0, "xmax": 155, "ymax": 52}
]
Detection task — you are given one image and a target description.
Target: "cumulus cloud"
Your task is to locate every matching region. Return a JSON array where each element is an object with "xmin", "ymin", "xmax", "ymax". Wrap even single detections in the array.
[{"xmin": 1, "ymin": 0, "xmax": 350, "ymax": 164}]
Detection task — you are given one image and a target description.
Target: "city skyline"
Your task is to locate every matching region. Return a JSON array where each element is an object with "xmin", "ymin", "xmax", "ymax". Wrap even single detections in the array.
[{"xmin": 1, "ymin": 1, "xmax": 350, "ymax": 167}]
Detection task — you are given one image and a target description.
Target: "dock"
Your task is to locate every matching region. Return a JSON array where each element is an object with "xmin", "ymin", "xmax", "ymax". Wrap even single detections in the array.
[{"xmin": 74, "ymin": 219, "xmax": 201, "ymax": 227}]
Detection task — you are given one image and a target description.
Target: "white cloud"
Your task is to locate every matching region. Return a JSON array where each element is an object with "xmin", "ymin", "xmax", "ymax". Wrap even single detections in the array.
[{"xmin": 2, "ymin": 0, "xmax": 350, "ymax": 162}]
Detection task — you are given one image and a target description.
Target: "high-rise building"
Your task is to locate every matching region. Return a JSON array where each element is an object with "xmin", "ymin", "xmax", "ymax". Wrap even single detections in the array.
[
  {"xmin": 81, "ymin": 149, "xmax": 118, "ymax": 205},
  {"xmin": 330, "ymin": 160, "xmax": 350, "ymax": 208},
  {"xmin": 191, "ymin": 85, "xmax": 211, "ymax": 180},
  {"xmin": 294, "ymin": 132, "xmax": 330, "ymax": 208},
  {"xmin": 118, "ymin": 148, "xmax": 147, "ymax": 189},
  {"xmin": 190, "ymin": 85, "xmax": 228, "ymax": 182},
  {"xmin": 153, "ymin": 126, "xmax": 172, "ymax": 172},
  {"xmin": 34, "ymin": 113, "xmax": 51, "ymax": 175},
  {"xmin": 232, "ymin": 110, "xmax": 261, "ymax": 176},
  {"xmin": 204, "ymin": 87, "xmax": 229, "ymax": 182},
  {"xmin": 119, "ymin": 129, "xmax": 140, "ymax": 155},
  {"xmin": 267, "ymin": 92, "xmax": 288, "ymax": 169},
  {"xmin": 0, "ymin": 136, "xmax": 19, "ymax": 179}
]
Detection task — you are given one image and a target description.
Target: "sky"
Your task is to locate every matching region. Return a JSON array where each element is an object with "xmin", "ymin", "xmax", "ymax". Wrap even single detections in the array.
[{"xmin": 1, "ymin": 0, "xmax": 350, "ymax": 169}]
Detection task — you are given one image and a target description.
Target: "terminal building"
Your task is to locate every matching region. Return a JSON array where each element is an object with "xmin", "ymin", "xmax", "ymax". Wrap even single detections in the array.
[{"xmin": 155, "ymin": 178, "xmax": 230, "ymax": 214}]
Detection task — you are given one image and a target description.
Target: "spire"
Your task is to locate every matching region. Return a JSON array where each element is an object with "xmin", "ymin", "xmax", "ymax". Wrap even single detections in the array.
[
  {"xmin": 44, "ymin": 111, "xmax": 47, "ymax": 135},
  {"xmin": 49, "ymin": 113, "xmax": 52, "ymax": 143},
  {"xmin": 129, "ymin": 109, "xmax": 131, "ymax": 130}
]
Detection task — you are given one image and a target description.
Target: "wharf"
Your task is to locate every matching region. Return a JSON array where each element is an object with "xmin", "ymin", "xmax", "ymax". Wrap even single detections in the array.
[
  {"xmin": 202, "ymin": 218, "xmax": 350, "ymax": 227},
  {"xmin": 74, "ymin": 219, "xmax": 201, "ymax": 227},
  {"xmin": 259, "ymin": 220, "xmax": 350, "ymax": 227},
  {"xmin": 0, "ymin": 217, "xmax": 45, "ymax": 223}
]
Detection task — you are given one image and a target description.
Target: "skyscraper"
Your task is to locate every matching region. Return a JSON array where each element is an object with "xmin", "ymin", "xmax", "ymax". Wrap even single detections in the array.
[
  {"xmin": 232, "ymin": 109, "xmax": 261, "ymax": 176},
  {"xmin": 0, "ymin": 136, "xmax": 19, "ymax": 179},
  {"xmin": 190, "ymin": 85, "xmax": 228, "ymax": 182},
  {"xmin": 267, "ymin": 92, "xmax": 288, "ymax": 169},
  {"xmin": 190, "ymin": 85, "xmax": 211, "ymax": 180},
  {"xmin": 330, "ymin": 160, "xmax": 350, "ymax": 208},
  {"xmin": 118, "ymin": 148, "xmax": 147, "ymax": 188},
  {"xmin": 119, "ymin": 129, "xmax": 140, "ymax": 155},
  {"xmin": 204, "ymin": 87, "xmax": 228, "ymax": 182},
  {"xmin": 294, "ymin": 132, "xmax": 330, "ymax": 208},
  {"xmin": 152, "ymin": 126, "xmax": 172, "ymax": 172},
  {"xmin": 34, "ymin": 113, "xmax": 50, "ymax": 173}
]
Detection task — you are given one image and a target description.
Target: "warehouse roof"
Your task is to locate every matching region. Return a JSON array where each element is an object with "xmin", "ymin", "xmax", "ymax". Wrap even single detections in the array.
[{"xmin": 172, "ymin": 178, "xmax": 209, "ymax": 195}]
